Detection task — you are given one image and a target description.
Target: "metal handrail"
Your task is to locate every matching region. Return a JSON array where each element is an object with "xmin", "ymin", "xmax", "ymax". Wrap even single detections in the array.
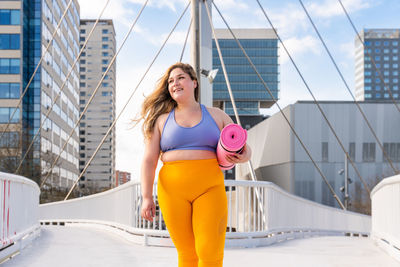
[{"xmin": 40, "ymin": 179, "xmax": 371, "ymax": 247}]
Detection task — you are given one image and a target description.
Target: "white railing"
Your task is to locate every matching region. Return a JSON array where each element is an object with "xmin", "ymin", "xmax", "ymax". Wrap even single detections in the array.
[
  {"xmin": 40, "ymin": 180, "xmax": 371, "ymax": 247},
  {"xmin": 0, "ymin": 172, "xmax": 40, "ymax": 263},
  {"xmin": 371, "ymin": 174, "xmax": 400, "ymax": 262}
]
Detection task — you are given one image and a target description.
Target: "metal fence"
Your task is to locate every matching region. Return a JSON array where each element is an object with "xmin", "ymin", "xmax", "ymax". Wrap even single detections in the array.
[
  {"xmin": 371, "ymin": 174, "xmax": 400, "ymax": 262},
  {"xmin": 40, "ymin": 179, "xmax": 371, "ymax": 247},
  {"xmin": 0, "ymin": 172, "xmax": 40, "ymax": 263}
]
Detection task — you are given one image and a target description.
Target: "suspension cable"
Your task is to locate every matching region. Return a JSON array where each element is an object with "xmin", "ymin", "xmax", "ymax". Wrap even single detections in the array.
[
  {"xmin": 337, "ymin": 0, "xmax": 400, "ymax": 114},
  {"xmin": 180, "ymin": 17, "xmax": 192, "ymax": 62},
  {"xmin": 204, "ymin": 2, "xmax": 267, "ymax": 223},
  {"xmin": 253, "ymin": 0, "xmax": 372, "ymax": 196},
  {"xmin": 64, "ymin": 2, "xmax": 191, "ymax": 200},
  {"xmin": 40, "ymin": 0, "xmax": 150, "ymax": 189},
  {"xmin": 0, "ymin": 0, "xmax": 75, "ymax": 141},
  {"xmin": 213, "ymin": 1, "xmax": 345, "ymax": 209},
  {"xmin": 15, "ymin": 0, "xmax": 111, "ymax": 175},
  {"xmin": 297, "ymin": 0, "xmax": 398, "ymax": 175}
]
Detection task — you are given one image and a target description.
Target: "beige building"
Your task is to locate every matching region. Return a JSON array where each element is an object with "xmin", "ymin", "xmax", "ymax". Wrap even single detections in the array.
[
  {"xmin": 79, "ymin": 19, "xmax": 116, "ymax": 192},
  {"xmin": 0, "ymin": 0, "xmax": 81, "ymax": 189}
]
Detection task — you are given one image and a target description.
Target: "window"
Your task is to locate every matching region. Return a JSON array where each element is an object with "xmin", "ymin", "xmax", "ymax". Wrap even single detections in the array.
[
  {"xmin": 102, "ymin": 83, "xmax": 109, "ymax": 87},
  {"xmin": 0, "ymin": 34, "xmax": 20, "ymax": 49},
  {"xmin": 383, "ymin": 143, "xmax": 400, "ymax": 162},
  {"xmin": 0, "ymin": 132, "xmax": 19, "ymax": 148},
  {"xmin": 0, "ymin": 58, "xmax": 20, "ymax": 74},
  {"xmin": 102, "ymin": 44, "xmax": 108, "ymax": 49},
  {"xmin": 102, "ymin": 59, "xmax": 108, "ymax": 64},
  {"xmin": 0, "ymin": 107, "xmax": 20, "ymax": 123},
  {"xmin": 102, "ymin": 29, "xmax": 108, "ymax": 34},
  {"xmin": 375, "ymin": 41, "xmax": 380, "ymax": 46},
  {"xmin": 349, "ymin": 143, "xmax": 355, "ymax": 161},
  {"xmin": 322, "ymin": 142, "xmax": 328, "ymax": 162},
  {"xmin": 102, "ymin": 37, "xmax": 108, "ymax": 41},
  {"xmin": 102, "ymin": 67, "xmax": 107, "ymax": 72},
  {"xmin": 0, "ymin": 10, "xmax": 20, "ymax": 25},
  {"xmin": 102, "ymin": 52, "xmax": 108, "ymax": 57},
  {"xmin": 362, "ymin": 143, "xmax": 375, "ymax": 162},
  {"xmin": 0, "ymin": 83, "xmax": 19, "ymax": 98},
  {"xmin": 80, "ymin": 29, "xmax": 86, "ymax": 34}
]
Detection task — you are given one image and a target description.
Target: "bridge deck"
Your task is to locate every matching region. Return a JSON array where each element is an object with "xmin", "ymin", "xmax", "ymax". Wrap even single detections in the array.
[{"xmin": 4, "ymin": 225, "xmax": 400, "ymax": 267}]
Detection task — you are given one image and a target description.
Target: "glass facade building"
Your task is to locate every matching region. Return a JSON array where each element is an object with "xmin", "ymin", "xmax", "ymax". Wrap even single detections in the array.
[
  {"xmin": 0, "ymin": 1, "xmax": 22, "ymax": 174},
  {"xmin": 0, "ymin": 0, "xmax": 80, "ymax": 189},
  {"xmin": 212, "ymin": 29, "xmax": 279, "ymax": 120},
  {"xmin": 355, "ymin": 29, "xmax": 400, "ymax": 101}
]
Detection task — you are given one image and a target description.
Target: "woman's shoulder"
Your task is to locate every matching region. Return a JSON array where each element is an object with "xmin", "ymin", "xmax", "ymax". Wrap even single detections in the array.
[
  {"xmin": 156, "ymin": 112, "xmax": 171, "ymax": 133},
  {"xmin": 205, "ymin": 106, "xmax": 233, "ymax": 128}
]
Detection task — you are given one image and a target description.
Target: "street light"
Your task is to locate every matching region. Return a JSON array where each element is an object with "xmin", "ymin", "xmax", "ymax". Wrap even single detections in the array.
[
  {"xmin": 339, "ymin": 155, "xmax": 353, "ymax": 209},
  {"xmin": 200, "ymin": 68, "xmax": 219, "ymax": 83}
]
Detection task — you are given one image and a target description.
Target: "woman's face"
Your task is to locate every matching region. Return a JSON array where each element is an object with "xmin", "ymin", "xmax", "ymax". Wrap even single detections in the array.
[{"xmin": 167, "ymin": 68, "xmax": 197, "ymax": 103}]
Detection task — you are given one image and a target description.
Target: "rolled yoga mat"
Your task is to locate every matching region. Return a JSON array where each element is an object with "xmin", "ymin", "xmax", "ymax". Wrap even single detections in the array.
[{"xmin": 217, "ymin": 123, "xmax": 247, "ymax": 170}]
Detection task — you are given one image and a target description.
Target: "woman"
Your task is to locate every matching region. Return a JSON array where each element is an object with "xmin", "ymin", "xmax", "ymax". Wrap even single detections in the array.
[{"xmin": 139, "ymin": 62, "xmax": 251, "ymax": 267}]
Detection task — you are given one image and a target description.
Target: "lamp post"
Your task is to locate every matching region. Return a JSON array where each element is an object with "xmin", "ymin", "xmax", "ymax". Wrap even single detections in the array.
[{"xmin": 339, "ymin": 154, "xmax": 352, "ymax": 209}]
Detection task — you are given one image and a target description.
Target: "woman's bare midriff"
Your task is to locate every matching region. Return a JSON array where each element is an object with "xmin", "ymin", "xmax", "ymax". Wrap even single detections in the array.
[{"xmin": 160, "ymin": 149, "xmax": 217, "ymax": 163}]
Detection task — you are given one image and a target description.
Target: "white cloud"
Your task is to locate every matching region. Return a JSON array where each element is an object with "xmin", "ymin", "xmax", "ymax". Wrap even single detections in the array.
[
  {"xmin": 339, "ymin": 41, "xmax": 354, "ymax": 60},
  {"xmin": 280, "ymin": 35, "xmax": 321, "ymax": 64},
  {"xmin": 308, "ymin": 0, "xmax": 371, "ymax": 18},
  {"xmin": 215, "ymin": 0, "xmax": 249, "ymax": 11},
  {"xmin": 252, "ymin": 3, "xmax": 309, "ymax": 37}
]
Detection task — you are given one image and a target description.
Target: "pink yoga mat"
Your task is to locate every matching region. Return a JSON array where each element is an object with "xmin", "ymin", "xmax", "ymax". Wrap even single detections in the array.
[{"xmin": 217, "ymin": 123, "xmax": 247, "ymax": 170}]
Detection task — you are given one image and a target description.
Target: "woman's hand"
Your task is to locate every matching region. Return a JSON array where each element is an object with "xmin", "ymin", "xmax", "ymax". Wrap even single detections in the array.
[
  {"xmin": 141, "ymin": 197, "xmax": 156, "ymax": 221},
  {"xmin": 225, "ymin": 143, "xmax": 252, "ymax": 164}
]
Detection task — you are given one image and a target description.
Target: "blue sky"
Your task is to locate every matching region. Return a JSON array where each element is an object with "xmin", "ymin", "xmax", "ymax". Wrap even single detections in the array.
[{"xmin": 78, "ymin": 0, "xmax": 399, "ymax": 180}]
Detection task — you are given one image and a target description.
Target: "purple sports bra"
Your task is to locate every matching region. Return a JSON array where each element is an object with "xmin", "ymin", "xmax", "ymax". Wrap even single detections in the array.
[{"xmin": 160, "ymin": 104, "xmax": 221, "ymax": 153}]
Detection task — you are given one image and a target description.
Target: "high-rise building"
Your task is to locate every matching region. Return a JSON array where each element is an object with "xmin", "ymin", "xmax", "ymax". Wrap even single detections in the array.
[
  {"xmin": 79, "ymin": 19, "xmax": 116, "ymax": 193},
  {"xmin": 212, "ymin": 28, "xmax": 279, "ymax": 129},
  {"xmin": 355, "ymin": 29, "xmax": 400, "ymax": 101},
  {"xmin": 115, "ymin": 170, "xmax": 131, "ymax": 187},
  {"xmin": 0, "ymin": 0, "xmax": 81, "ymax": 189}
]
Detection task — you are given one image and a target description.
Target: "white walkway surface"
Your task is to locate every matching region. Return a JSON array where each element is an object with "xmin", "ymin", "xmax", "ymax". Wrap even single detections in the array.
[{"xmin": 3, "ymin": 225, "xmax": 400, "ymax": 267}]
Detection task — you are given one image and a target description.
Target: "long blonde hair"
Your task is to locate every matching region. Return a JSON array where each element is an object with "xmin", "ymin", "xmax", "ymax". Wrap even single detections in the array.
[{"xmin": 137, "ymin": 62, "xmax": 199, "ymax": 139}]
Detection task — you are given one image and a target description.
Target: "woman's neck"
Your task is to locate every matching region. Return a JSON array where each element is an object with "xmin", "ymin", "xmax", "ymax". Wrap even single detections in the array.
[{"xmin": 175, "ymin": 100, "xmax": 200, "ymax": 112}]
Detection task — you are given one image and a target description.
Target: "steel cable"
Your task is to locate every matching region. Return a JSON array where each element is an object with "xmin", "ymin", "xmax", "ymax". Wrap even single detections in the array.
[
  {"xmin": 213, "ymin": 1, "xmax": 345, "ymax": 209},
  {"xmin": 0, "ymin": 0, "xmax": 75, "ymax": 141},
  {"xmin": 40, "ymin": 0, "xmax": 150, "ymax": 189},
  {"xmin": 65, "ymin": 2, "xmax": 191, "ymax": 200},
  {"xmin": 15, "ymin": 0, "xmax": 112, "ymax": 175},
  {"xmin": 337, "ymin": 0, "xmax": 400, "ymax": 114},
  {"xmin": 204, "ymin": 1, "xmax": 268, "ymax": 223},
  {"xmin": 254, "ymin": 0, "xmax": 374, "ymax": 197},
  {"xmin": 297, "ymin": 0, "xmax": 398, "ymax": 175}
]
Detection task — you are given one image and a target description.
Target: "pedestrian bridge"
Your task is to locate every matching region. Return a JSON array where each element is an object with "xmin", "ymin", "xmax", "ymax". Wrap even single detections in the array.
[{"xmin": 1, "ymin": 172, "xmax": 400, "ymax": 266}]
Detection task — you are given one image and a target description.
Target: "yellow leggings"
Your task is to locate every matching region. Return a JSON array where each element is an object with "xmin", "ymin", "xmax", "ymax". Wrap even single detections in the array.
[{"xmin": 157, "ymin": 158, "xmax": 227, "ymax": 267}]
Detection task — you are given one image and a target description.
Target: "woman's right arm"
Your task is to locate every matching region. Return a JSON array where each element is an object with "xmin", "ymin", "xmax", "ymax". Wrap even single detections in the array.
[{"xmin": 140, "ymin": 119, "xmax": 162, "ymax": 221}]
